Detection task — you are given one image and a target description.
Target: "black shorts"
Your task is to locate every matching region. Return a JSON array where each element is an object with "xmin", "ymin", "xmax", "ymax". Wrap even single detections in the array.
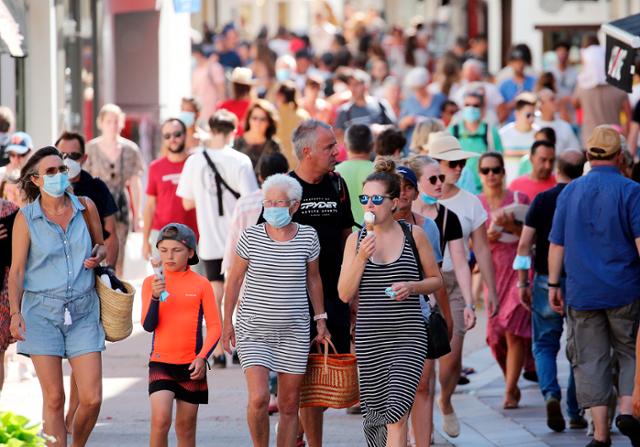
[
  {"xmin": 148, "ymin": 361, "xmax": 208, "ymax": 405},
  {"xmin": 202, "ymin": 259, "xmax": 224, "ymax": 282}
]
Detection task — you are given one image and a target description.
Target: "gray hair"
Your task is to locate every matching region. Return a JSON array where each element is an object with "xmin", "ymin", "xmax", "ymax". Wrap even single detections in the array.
[
  {"xmin": 262, "ymin": 173, "xmax": 303, "ymax": 202},
  {"xmin": 292, "ymin": 119, "xmax": 332, "ymax": 161}
]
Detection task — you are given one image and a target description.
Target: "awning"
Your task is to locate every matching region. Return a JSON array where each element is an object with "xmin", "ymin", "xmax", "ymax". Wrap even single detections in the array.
[
  {"xmin": 0, "ymin": 0, "xmax": 27, "ymax": 58},
  {"xmin": 601, "ymin": 13, "xmax": 640, "ymax": 92}
]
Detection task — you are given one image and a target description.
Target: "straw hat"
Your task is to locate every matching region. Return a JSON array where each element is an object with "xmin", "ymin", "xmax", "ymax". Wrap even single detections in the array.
[{"xmin": 229, "ymin": 67, "xmax": 256, "ymax": 85}]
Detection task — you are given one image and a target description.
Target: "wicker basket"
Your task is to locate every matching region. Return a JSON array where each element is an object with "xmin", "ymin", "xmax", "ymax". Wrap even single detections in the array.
[
  {"xmin": 299, "ymin": 339, "xmax": 359, "ymax": 409},
  {"xmin": 96, "ymin": 278, "xmax": 135, "ymax": 342}
]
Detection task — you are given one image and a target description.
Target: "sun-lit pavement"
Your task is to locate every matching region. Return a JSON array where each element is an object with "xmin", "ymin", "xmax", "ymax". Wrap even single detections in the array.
[{"xmin": 0, "ymin": 240, "xmax": 631, "ymax": 446}]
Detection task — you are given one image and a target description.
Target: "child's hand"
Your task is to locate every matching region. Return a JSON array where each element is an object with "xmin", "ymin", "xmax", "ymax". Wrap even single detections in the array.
[
  {"xmin": 151, "ymin": 278, "xmax": 166, "ymax": 299},
  {"xmin": 189, "ymin": 357, "xmax": 206, "ymax": 380}
]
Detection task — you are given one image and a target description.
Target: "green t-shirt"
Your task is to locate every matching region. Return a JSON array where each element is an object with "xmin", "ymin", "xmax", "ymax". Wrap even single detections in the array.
[
  {"xmin": 448, "ymin": 122, "xmax": 504, "ymax": 194},
  {"xmin": 335, "ymin": 159, "xmax": 374, "ymax": 228}
]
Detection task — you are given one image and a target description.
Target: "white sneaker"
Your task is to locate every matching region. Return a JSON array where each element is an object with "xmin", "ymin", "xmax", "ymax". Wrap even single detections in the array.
[{"xmin": 437, "ymin": 400, "xmax": 460, "ymax": 438}]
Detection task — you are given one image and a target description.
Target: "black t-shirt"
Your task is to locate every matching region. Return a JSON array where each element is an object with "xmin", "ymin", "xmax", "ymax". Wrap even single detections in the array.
[
  {"xmin": 72, "ymin": 170, "xmax": 118, "ymax": 239},
  {"xmin": 524, "ymin": 183, "xmax": 567, "ymax": 275},
  {"xmin": 633, "ymin": 100, "xmax": 640, "ymax": 124},
  {"xmin": 434, "ymin": 204, "xmax": 463, "ymax": 253}
]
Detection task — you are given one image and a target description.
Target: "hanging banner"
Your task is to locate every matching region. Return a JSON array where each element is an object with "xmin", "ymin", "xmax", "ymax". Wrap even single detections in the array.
[
  {"xmin": 0, "ymin": 0, "xmax": 27, "ymax": 58},
  {"xmin": 605, "ymin": 35, "xmax": 635, "ymax": 93}
]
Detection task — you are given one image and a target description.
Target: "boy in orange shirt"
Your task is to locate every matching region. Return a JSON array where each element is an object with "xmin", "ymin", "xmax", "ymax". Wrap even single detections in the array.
[{"xmin": 141, "ymin": 223, "xmax": 222, "ymax": 447}]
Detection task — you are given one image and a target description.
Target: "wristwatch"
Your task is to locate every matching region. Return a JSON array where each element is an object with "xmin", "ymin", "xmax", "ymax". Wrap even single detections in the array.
[
  {"xmin": 547, "ymin": 282, "xmax": 561, "ymax": 288},
  {"xmin": 313, "ymin": 312, "xmax": 328, "ymax": 321},
  {"xmin": 465, "ymin": 304, "xmax": 476, "ymax": 312},
  {"xmin": 517, "ymin": 282, "xmax": 530, "ymax": 289}
]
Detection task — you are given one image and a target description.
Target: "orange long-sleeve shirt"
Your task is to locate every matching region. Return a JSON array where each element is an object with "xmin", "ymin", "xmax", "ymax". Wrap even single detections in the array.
[{"xmin": 141, "ymin": 267, "xmax": 222, "ymax": 364}]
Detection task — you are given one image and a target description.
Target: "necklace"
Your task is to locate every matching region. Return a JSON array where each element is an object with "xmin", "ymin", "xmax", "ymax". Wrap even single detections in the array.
[{"xmin": 42, "ymin": 197, "xmax": 69, "ymax": 216}]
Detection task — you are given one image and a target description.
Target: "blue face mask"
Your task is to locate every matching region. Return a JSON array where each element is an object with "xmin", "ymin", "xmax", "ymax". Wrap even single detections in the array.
[
  {"xmin": 263, "ymin": 207, "xmax": 292, "ymax": 228},
  {"xmin": 43, "ymin": 172, "xmax": 70, "ymax": 198},
  {"xmin": 178, "ymin": 111, "xmax": 195, "ymax": 128},
  {"xmin": 419, "ymin": 192, "xmax": 438, "ymax": 205},
  {"xmin": 276, "ymin": 69, "xmax": 291, "ymax": 82},
  {"xmin": 462, "ymin": 106, "xmax": 482, "ymax": 123}
]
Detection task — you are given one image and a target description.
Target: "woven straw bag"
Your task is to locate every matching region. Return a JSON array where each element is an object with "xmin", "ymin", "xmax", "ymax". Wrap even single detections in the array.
[
  {"xmin": 78, "ymin": 196, "xmax": 135, "ymax": 343},
  {"xmin": 96, "ymin": 278, "xmax": 135, "ymax": 342},
  {"xmin": 299, "ymin": 339, "xmax": 359, "ymax": 409}
]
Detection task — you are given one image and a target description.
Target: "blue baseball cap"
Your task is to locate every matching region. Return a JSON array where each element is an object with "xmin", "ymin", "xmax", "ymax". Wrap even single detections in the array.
[
  {"xmin": 6, "ymin": 132, "xmax": 32, "ymax": 155},
  {"xmin": 397, "ymin": 166, "xmax": 418, "ymax": 188},
  {"xmin": 156, "ymin": 223, "xmax": 199, "ymax": 265}
]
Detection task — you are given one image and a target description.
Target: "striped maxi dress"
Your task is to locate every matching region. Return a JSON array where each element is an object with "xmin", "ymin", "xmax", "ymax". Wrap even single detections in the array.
[{"xmin": 355, "ymin": 230, "xmax": 429, "ymax": 446}]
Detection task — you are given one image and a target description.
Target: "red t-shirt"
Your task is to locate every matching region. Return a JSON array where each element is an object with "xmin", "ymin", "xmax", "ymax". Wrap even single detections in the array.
[
  {"xmin": 146, "ymin": 157, "xmax": 199, "ymax": 239},
  {"xmin": 508, "ymin": 174, "xmax": 557, "ymax": 202},
  {"xmin": 217, "ymin": 99, "xmax": 250, "ymax": 136}
]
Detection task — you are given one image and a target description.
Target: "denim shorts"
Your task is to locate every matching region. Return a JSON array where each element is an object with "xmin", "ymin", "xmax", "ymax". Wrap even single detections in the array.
[{"xmin": 17, "ymin": 289, "xmax": 106, "ymax": 359}]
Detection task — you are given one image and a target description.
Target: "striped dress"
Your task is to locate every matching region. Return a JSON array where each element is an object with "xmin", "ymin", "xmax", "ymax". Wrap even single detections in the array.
[
  {"xmin": 356, "ymin": 228, "xmax": 428, "ymax": 446},
  {"xmin": 235, "ymin": 223, "xmax": 320, "ymax": 374}
]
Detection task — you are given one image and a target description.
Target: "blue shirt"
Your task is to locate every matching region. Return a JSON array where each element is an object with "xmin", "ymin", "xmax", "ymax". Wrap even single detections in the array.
[
  {"xmin": 21, "ymin": 193, "xmax": 94, "ymax": 297},
  {"xmin": 422, "ymin": 217, "xmax": 442, "ymax": 263},
  {"xmin": 498, "ymin": 76, "xmax": 536, "ymax": 123},
  {"xmin": 549, "ymin": 166, "xmax": 640, "ymax": 310},
  {"xmin": 400, "ymin": 93, "xmax": 447, "ymax": 154}
]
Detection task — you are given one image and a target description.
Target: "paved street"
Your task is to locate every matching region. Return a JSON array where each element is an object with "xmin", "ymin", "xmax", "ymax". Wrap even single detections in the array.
[{"xmin": 0, "ymin": 250, "xmax": 631, "ymax": 446}]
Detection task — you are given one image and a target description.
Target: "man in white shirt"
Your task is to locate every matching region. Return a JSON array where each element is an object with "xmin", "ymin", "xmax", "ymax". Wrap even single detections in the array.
[
  {"xmin": 176, "ymin": 109, "xmax": 258, "ymax": 367},
  {"xmin": 536, "ymin": 89, "xmax": 580, "ymax": 153},
  {"xmin": 500, "ymin": 93, "xmax": 539, "ymax": 157}
]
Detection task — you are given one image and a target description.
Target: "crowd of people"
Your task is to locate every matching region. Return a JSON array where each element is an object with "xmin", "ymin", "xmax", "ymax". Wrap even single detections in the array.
[{"xmin": 1, "ymin": 9, "xmax": 640, "ymax": 447}]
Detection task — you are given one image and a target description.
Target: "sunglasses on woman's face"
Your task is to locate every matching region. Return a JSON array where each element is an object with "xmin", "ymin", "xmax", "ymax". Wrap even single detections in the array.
[
  {"xmin": 447, "ymin": 159, "xmax": 466, "ymax": 169},
  {"xmin": 162, "ymin": 131, "xmax": 183, "ymax": 140},
  {"xmin": 427, "ymin": 174, "xmax": 446, "ymax": 185},
  {"xmin": 359, "ymin": 194, "xmax": 391, "ymax": 205},
  {"xmin": 35, "ymin": 165, "xmax": 69, "ymax": 176},
  {"xmin": 479, "ymin": 166, "xmax": 503, "ymax": 175},
  {"xmin": 62, "ymin": 152, "xmax": 83, "ymax": 161}
]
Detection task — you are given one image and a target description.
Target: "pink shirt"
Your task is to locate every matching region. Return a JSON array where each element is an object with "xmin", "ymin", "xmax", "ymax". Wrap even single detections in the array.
[{"xmin": 508, "ymin": 174, "xmax": 557, "ymax": 202}]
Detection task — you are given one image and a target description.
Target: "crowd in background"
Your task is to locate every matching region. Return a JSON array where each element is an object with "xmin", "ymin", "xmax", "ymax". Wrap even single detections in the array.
[{"xmin": 0, "ymin": 7, "xmax": 639, "ymax": 447}]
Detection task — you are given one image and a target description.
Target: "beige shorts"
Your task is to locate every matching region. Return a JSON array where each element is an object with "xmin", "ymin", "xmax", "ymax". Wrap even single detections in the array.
[{"xmin": 442, "ymin": 270, "xmax": 466, "ymax": 338}]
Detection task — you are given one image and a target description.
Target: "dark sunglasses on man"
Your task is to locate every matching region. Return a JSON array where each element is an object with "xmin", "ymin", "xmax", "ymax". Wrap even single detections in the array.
[
  {"xmin": 162, "ymin": 131, "xmax": 184, "ymax": 140},
  {"xmin": 62, "ymin": 152, "xmax": 83, "ymax": 161},
  {"xmin": 447, "ymin": 159, "xmax": 466, "ymax": 169}
]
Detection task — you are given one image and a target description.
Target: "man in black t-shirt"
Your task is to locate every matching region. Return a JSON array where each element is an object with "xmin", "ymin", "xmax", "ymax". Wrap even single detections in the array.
[
  {"xmin": 514, "ymin": 149, "xmax": 586, "ymax": 433},
  {"xmin": 56, "ymin": 131, "xmax": 119, "ymax": 267},
  {"xmin": 289, "ymin": 120, "xmax": 354, "ymax": 445}
]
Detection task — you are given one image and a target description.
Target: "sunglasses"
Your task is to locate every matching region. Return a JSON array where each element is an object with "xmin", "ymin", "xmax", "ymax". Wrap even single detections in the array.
[
  {"xmin": 447, "ymin": 159, "xmax": 466, "ymax": 169},
  {"xmin": 359, "ymin": 194, "xmax": 391, "ymax": 205},
  {"xmin": 479, "ymin": 166, "xmax": 504, "ymax": 175},
  {"xmin": 163, "ymin": 131, "xmax": 183, "ymax": 140},
  {"xmin": 62, "ymin": 152, "xmax": 83, "ymax": 161},
  {"xmin": 525, "ymin": 112, "xmax": 534, "ymax": 119},
  {"xmin": 34, "ymin": 165, "xmax": 69, "ymax": 176},
  {"xmin": 427, "ymin": 174, "xmax": 446, "ymax": 185},
  {"xmin": 8, "ymin": 152, "xmax": 28, "ymax": 158}
]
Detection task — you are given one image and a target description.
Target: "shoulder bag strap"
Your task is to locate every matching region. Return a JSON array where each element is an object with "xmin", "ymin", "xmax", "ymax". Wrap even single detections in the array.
[
  {"xmin": 439, "ymin": 205, "xmax": 448, "ymax": 256},
  {"xmin": 399, "ymin": 221, "xmax": 424, "ymax": 280},
  {"xmin": 78, "ymin": 196, "xmax": 104, "ymax": 246},
  {"xmin": 202, "ymin": 150, "xmax": 240, "ymax": 216}
]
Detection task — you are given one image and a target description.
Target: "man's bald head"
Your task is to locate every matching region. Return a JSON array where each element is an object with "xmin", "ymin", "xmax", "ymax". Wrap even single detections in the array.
[{"xmin": 557, "ymin": 149, "xmax": 586, "ymax": 180}]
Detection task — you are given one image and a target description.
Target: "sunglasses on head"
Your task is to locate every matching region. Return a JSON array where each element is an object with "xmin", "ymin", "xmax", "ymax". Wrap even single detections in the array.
[
  {"xmin": 359, "ymin": 194, "xmax": 391, "ymax": 205},
  {"xmin": 427, "ymin": 174, "xmax": 446, "ymax": 185},
  {"xmin": 479, "ymin": 166, "xmax": 504, "ymax": 175},
  {"xmin": 162, "ymin": 131, "xmax": 183, "ymax": 140},
  {"xmin": 447, "ymin": 159, "xmax": 466, "ymax": 169},
  {"xmin": 62, "ymin": 152, "xmax": 83, "ymax": 161}
]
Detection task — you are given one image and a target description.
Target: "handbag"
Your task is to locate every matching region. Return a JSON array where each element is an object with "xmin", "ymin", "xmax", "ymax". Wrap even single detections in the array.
[
  {"xmin": 398, "ymin": 221, "xmax": 451, "ymax": 359},
  {"xmin": 299, "ymin": 339, "xmax": 359, "ymax": 409},
  {"xmin": 78, "ymin": 196, "xmax": 135, "ymax": 342}
]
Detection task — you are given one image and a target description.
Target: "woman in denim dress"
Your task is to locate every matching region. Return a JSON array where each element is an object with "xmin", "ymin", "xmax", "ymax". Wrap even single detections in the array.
[{"xmin": 8, "ymin": 146, "xmax": 106, "ymax": 447}]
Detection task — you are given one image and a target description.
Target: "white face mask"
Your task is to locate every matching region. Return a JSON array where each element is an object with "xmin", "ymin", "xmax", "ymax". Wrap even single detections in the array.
[{"xmin": 64, "ymin": 158, "xmax": 82, "ymax": 179}]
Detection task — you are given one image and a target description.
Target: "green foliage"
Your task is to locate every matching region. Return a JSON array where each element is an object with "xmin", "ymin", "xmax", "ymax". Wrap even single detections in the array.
[{"xmin": 0, "ymin": 412, "xmax": 49, "ymax": 446}]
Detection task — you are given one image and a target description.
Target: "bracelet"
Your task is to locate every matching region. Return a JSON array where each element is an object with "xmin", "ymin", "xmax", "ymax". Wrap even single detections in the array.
[
  {"xmin": 10, "ymin": 311, "xmax": 20, "ymax": 318},
  {"xmin": 150, "ymin": 295, "xmax": 160, "ymax": 302},
  {"xmin": 517, "ymin": 282, "xmax": 530, "ymax": 289},
  {"xmin": 465, "ymin": 304, "xmax": 476, "ymax": 311},
  {"xmin": 313, "ymin": 312, "xmax": 328, "ymax": 321},
  {"xmin": 547, "ymin": 282, "xmax": 561, "ymax": 288}
]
